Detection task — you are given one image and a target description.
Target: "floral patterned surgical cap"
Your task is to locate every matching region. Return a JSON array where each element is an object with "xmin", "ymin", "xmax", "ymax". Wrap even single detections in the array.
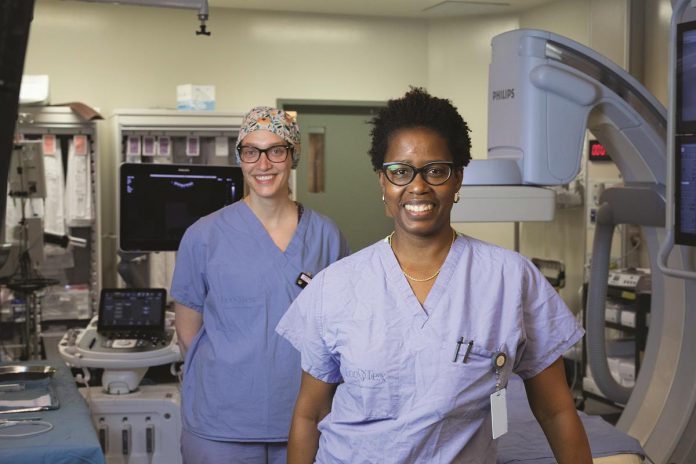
[{"xmin": 235, "ymin": 106, "xmax": 301, "ymax": 168}]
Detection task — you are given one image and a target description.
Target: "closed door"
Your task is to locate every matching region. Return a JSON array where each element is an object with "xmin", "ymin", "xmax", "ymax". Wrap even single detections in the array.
[{"xmin": 289, "ymin": 105, "xmax": 393, "ymax": 252}]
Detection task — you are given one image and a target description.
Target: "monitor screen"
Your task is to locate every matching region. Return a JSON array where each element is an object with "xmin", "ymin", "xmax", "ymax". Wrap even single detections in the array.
[
  {"xmin": 120, "ymin": 163, "xmax": 243, "ymax": 252},
  {"xmin": 97, "ymin": 288, "xmax": 167, "ymax": 335},
  {"xmin": 675, "ymin": 137, "xmax": 696, "ymax": 246},
  {"xmin": 677, "ymin": 20, "xmax": 696, "ymax": 133}
]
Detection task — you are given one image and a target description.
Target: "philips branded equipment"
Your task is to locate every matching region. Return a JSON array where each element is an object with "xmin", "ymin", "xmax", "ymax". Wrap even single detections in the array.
[
  {"xmin": 59, "ymin": 288, "xmax": 182, "ymax": 463},
  {"xmin": 119, "ymin": 163, "xmax": 243, "ymax": 252},
  {"xmin": 60, "ymin": 288, "xmax": 177, "ymax": 393},
  {"xmin": 451, "ymin": 2, "xmax": 696, "ymax": 460}
]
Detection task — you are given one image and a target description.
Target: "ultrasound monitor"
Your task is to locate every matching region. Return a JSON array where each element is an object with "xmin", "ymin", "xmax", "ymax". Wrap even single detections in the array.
[
  {"xmin": 677, "ymin": 20, "xmax": 696, "ymax": 133},
  {"xmin": 119, "ymin": 163, "xmax": 243, "ymax": 252},
  {"xmin": 675, "ymin": 19, "xmax": 696, "ymax": 246},
  {"xmin": 97, "ymin": 288, "xmax": 167, "ymax": 339},
  {"xmin": 675, "ymin": 138, "xmax": 696, "ymax": 246}
]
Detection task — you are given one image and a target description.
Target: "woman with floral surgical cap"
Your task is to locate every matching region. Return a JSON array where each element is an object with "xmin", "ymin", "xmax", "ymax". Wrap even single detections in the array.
[{"xmin": 171, "ymin": 106, "xmax": 349, "ymax": 464}]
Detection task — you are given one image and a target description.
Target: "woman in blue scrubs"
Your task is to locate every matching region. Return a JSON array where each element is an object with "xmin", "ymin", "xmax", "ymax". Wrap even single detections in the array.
[
  {"xmin": 277, "ymin": 89, "xmax": 592, "ymax": 463},
  {"xmin": 171, "ymin": 107, "xmax": 349, "ymax": 464}
]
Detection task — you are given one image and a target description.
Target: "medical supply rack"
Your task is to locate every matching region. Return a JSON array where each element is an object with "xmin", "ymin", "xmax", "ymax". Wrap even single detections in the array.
[{"xmin": 2, "ymin": 106, "xmax": 101, "ymax": 360}]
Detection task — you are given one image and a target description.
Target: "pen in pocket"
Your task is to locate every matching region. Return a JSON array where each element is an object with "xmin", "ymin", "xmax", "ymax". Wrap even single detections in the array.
[
  {"xmin": 453, "ymin": 337, "xmax": 475, "ymax": 363},
  {"xmin": 462, "ymin": 340, "xmax": 474, "ymax": 363},
  {"xmin": 453, "ymin": 337, "xmax": 464, "ymax": 362}
]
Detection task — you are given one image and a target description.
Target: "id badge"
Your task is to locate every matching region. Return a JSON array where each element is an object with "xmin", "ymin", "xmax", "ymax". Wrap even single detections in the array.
[
  {"xmin": 296, "ymin": 272, "xmax": 312, "ymax": 289},
  {"xmin": 490, "ymin": 387, "xmax": 508, "ymax": 439}
]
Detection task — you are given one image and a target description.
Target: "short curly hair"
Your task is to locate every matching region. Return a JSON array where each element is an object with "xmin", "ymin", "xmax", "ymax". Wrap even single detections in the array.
[{"xmin": 368, "ymin": 87, "xmax": 472, "ymax": 171}]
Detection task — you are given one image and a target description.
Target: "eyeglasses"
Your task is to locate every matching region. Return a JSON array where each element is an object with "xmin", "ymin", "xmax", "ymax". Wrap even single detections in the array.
[
  {"xmin": 238, "ymin": 144, "xmax": 293, "ymax": 163},
  {"xmin": 381, "ymin": 161, "xmax": 454, "ymax": 186}
]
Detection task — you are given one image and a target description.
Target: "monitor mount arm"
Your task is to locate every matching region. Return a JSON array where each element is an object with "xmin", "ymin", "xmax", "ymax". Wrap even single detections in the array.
[
  {"xmin": 77, "ymin": 0, "xmax": 211, "ymax": 36},
  {"xmin": 195, "ymin": 0, "xmax": 210, "ymax": 36}
]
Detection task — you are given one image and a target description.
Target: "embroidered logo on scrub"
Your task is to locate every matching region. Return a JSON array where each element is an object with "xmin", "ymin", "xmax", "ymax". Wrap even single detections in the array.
[{"xmin": 344, "ymin": 368, "xmax": 387, "ymax": 386}]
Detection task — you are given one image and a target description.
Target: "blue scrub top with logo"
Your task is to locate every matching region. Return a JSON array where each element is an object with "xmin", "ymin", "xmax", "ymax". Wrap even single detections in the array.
[
  {"xmin": 171, "ymin": 201, "xmax": 349, "ymax": 442},
  {"xmin": 277, "ymin": 234, "xmax": 583, "ymax": 463}
]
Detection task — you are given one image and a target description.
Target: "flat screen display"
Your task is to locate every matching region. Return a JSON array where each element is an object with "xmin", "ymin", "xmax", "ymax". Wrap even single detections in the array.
[
  {"xmin": 120, "ymin": 163, "xmax": 243, "ymax": 252},
  {"xmin": 97, "ymin": 288, "xmax": 167, "ymax": 336},
  {"xmin": 675, "ymin": 137, "xmax": 696, "ymax": 246},
  {"xmin": 677, "ymin": 20, "xmax": 696, "ymax": 133}
]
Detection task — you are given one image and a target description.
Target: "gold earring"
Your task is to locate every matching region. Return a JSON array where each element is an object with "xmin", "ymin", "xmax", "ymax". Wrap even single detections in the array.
[{"xmin": 454, "ymin": 192, "xmax": 460, "ymax": 203}]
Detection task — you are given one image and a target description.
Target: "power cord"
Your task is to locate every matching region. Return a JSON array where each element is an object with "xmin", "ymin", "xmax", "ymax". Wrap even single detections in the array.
[
  {"xmin": 170, "ymin": 362, "xmax": 183, "ymax": 391},
  {"xmin": 75, "ymin": 367, "xmax": 93, "ymax": 412},
  {"xmin": 0, "ymin": 419, "xmax": 53, "ymax": 438}
]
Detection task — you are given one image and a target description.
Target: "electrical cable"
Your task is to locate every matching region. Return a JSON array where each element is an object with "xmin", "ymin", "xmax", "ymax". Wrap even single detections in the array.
[
  {"xmin": 75, "ymin": 367, "xmax": 93, "ymax": 413},
  {"xmin": 171, "ymin": 361, "xmax": 183, "ymax": 391},
  {"xmin": 0, "ymin": 419, "xmax": 53, "ymax": 438}
]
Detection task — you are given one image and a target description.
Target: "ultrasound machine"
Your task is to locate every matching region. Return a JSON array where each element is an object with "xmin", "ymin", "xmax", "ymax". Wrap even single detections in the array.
[
  {"xmin": 57, "ymin": 163, "xmax": 243, "ymax": 463},
  {"xmin": 59, "ymin": 288, "xmax": 182, "ymax": 464}
]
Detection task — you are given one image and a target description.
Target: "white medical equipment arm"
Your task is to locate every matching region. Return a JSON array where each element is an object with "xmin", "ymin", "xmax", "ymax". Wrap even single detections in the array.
[
  {"xmin": 468, "ymin": 29, "xmax": 667, "ymax": 187},
  {"xmin": 659, "ymin": 0, "xmax": 696, "ymax": 280},
  {"xmin": 464, "ymin": 25, "xmax": 696, "ymax": 462},
  {"xmin": 468, "ymin": 27, "xmax": 667, "ymax": 405},
  {"xmin": 453, "ymin": 27, "xmax": 666, "ymax": 222}
]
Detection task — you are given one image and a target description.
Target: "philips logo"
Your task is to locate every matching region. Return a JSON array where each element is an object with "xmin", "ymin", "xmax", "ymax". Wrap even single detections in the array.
[{"xmin": 492, "ymin": 89, "xmax": 515, "ymax": 101}]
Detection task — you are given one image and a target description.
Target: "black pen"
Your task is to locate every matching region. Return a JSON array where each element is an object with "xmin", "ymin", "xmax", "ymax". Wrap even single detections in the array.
[
  {"xmin": 453, "ymin": 337, "xmax": 464, "ymax": 362},
  {"xmin": 462, "ymin": 340, "xmax": 474, "ymax": 363}
]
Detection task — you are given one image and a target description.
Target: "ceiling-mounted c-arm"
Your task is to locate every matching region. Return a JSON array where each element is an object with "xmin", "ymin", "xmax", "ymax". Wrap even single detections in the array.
[
  {"xmin": 456, "ymin": 25, "xmax": 696, "ymax": 462},
  {"xmin": 457, "ymin": 27, "xmax": 668, "ymax": 406}
]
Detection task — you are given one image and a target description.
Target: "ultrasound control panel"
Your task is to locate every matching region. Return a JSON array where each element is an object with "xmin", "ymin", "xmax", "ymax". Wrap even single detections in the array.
[
  {"xmin": 59, "ymin": 313, "xmax": 180, "ymax": 366},
  {"xmin": 76, "ymin": 329, "xmax": 174, "ymax": 353}
]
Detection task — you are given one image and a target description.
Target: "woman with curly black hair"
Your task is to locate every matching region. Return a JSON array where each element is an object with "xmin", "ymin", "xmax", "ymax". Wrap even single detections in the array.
[{"xmin": 276, "ymin": 88, "xmax": 591, "ymax": 463}]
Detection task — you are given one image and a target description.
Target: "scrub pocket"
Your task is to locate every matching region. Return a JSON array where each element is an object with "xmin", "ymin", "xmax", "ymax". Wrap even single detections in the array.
[
  {"xmin": 331, "ymin": 361, "xmax": 399, "ymax": 424},
  {"xmin": 210, "ymin": 265, "xmax": 267, "ymax": 329},
  {"xmin": 436, "ymin": 341, "xmax": 499, "ymax": 418}
]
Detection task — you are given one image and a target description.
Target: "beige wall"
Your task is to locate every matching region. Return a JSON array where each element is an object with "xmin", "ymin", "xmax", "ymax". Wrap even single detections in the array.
[
  {"xmin": 520, "ymin": 0, "xmax": 590, "ymax": 41},
  {"xmin": 643, "ymin": 0, "xmax": 671, "ymax": 106},
  {"xmin": 27, "ymin": 1, "xmax": 429, "ymax": 109},
  {"xmin": 26, "ymin": 0, "xmax": 666, "ymax": 312},
  {"xmin": 27, "ymin": 0, "xmax": 430, "ymax": 285}
]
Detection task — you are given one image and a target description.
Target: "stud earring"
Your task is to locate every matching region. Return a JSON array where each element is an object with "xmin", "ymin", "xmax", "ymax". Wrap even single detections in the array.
[
  {"xmin": 382, "ymin": 193, "xmax": 385, "ymax": 203},
  {"xmin": 454, "ymin": 192, "xmax": 460, "ymax": 203}
]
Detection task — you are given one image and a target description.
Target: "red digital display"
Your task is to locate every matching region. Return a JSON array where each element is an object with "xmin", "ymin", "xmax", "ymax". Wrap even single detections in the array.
[{"xmin": 589, "ymin": 140, "xmax": 611, "ymax": 161}]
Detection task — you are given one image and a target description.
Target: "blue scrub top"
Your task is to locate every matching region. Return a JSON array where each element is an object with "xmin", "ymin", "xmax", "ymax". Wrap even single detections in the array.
[
  {"xmin": 171, "ymin": 201, "xmax": 349, "ymax": 442},
  {"xmin": 277, "ymin": 234, "xmax": 584, "ymax": 463}
]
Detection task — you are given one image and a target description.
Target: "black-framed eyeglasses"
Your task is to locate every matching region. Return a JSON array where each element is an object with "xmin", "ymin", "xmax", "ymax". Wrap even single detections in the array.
[
  {"xmin": 238, "ymin": 144, "xmax": 293, "ymax": 163},
  {"xmin": 381, "ymin": 161, "xmax": 454, "ymax": 186}
]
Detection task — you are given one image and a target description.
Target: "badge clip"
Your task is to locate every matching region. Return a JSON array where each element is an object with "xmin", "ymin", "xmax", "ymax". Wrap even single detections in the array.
[{"xmin": 296, "ymin": 272, "xmax": 312, "ymax": 289}]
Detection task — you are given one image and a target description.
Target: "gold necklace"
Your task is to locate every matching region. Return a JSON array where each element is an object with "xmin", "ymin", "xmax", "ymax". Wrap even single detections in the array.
[{"xmin": 388, "ymin": 229, "xmax": 457, "ymax": 282}]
